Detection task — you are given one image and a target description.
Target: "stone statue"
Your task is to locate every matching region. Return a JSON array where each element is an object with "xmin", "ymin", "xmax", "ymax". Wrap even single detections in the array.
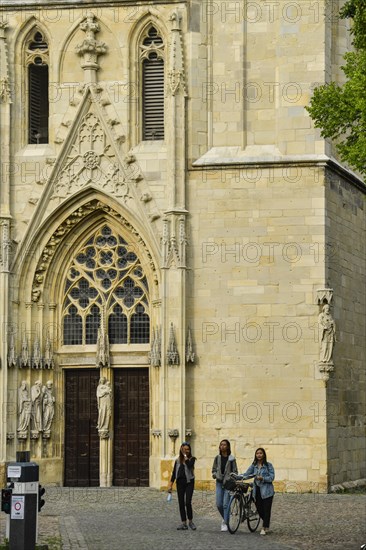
[
  {"xmin": 42, "ymin": 380, "xmax": 55, "ymax": 437},
  {"xmin": 318, "ymin": 304, "xmax": 336, "ymax": 364},
  {"xmin": 17, "ymin": 381, "xmax": 31, "ymax": 437},
  {"xmin": 96, "ymin": 377, "xmax": 112, "ymax": 438},
  {"xmin": 31, "ymin": 380, "xmax": 43, "ymax": 434}
]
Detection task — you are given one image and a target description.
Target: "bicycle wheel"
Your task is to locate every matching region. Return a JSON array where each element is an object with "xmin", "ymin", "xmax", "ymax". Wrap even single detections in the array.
[
  {"xmin": 246, "ymin": 497, "xmax": 260, "ymax": 532},
  {"xmin": 227, "ymin": 494, "xmax": 242, "ymax": 534}
]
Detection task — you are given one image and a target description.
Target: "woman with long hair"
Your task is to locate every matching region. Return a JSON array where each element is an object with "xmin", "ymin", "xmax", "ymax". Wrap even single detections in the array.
[
  {"xmin": 168, "ymin": 442, "xmax": 197, "ymax": 530},
  {"xmin": 212, "ymin": 439, "xmax": 238, "ymax": 531},
  {"xmin": 241, "ymin": 447, "xmax": 275, "ymax": 535}
]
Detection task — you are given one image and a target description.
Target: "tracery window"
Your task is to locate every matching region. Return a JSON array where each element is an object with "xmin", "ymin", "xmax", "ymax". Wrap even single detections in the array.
[
  {"xmin": 26, "ymin": 29, "xmax": 49, "ymax": 144},
  {"xmin": 63, "ymin": 226, "xmax": 150, "ymax": 345},
  {"xmin": 140, "ymin": 26, "xmax": 165, "ymax": 140}
]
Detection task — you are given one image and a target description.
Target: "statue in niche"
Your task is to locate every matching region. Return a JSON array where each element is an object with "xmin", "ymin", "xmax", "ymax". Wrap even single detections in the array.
[
  {"xmin": 30, "ymin": 380, "xmax": 43, "ymax": 435},
  {"xmin": 96, "ymin": 377, "xmax": 112, "ymax": 438},
  {"xmin": 318, "ymin": 304, "xmax": 336, "ymax": 364},
  {"xmin": 17, "ymin": 381, "xmax": 31, "ymax": 438},
  {"xmin": 42, "ymin": 381, "xmax": 55, "ymax": 437}
]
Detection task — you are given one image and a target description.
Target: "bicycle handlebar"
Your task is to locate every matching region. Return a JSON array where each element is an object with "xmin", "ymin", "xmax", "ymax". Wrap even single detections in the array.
[{"xmin": 230, "ymin": 473, "xmax": 256, "ymax": 481}]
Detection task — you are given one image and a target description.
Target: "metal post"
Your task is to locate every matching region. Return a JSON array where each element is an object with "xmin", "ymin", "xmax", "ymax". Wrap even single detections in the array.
[{"xmin": 7, "ymin": 452, "xmax": 38, "ymax": 550}]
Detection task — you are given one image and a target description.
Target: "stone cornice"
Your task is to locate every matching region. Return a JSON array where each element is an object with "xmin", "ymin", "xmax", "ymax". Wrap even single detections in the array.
[
  {"xmin": 192, "ymin": 153, "xmax": 365, "ymax": 193},
  {"xmin": 0, "ymin": 0, "xmax": 186, "ymax": 8}
]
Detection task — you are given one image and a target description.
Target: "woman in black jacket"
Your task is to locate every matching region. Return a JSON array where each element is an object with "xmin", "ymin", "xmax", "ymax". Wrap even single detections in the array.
[{"xmin": 168, "ymin": 442, "xmax": 196, "ymax": 530}]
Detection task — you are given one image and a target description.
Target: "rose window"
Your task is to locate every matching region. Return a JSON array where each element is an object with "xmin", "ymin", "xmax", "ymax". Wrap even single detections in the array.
[{"xmin": 83, "ymin": 150, "xmax": 100, "ymax": 169}]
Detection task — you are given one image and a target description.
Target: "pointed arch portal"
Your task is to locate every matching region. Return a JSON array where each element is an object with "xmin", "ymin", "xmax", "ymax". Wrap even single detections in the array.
[
  {"xmin": 58, "ymin": 211, "xmax": 153, "ymax": 486},
  {"xmin": 22, "ymin": 198, "xmax": 157, "ymax": 487}
]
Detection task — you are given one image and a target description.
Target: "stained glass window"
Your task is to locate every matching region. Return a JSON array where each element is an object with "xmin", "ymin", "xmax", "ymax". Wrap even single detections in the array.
[{"xmin": 63, "ymin": 226, "xmax": 150, "ymax": 345}]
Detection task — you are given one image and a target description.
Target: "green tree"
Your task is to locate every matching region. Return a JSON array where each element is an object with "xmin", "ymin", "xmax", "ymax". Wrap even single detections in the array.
[{"xmin": 306, "ymin": 0, "xmax": 366, "ymax": 177}]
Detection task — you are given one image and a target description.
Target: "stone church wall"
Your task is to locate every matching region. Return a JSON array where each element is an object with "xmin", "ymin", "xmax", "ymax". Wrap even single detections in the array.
[
  {"xmin": 324, "ymin": 170, "xmax": 366, "ymax": 486},
  {"xmin": 186, "ymin": 164, "xmax": 330, "ymax": 492},
  {"xmin": 0, "ymin": 1, "xmax": 364, "ymax": 492}
]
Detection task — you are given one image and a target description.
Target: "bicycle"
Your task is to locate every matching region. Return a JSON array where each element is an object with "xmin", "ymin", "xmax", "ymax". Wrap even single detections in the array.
[{"xmin": 225, "ymin": 476, "xmax": 260, "ymax": 534}]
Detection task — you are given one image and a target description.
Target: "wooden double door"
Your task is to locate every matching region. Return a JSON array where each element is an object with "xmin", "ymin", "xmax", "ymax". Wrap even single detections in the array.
[{"xmin": 64, "ymin": 368, "xmax": 149, "ymax": 487}]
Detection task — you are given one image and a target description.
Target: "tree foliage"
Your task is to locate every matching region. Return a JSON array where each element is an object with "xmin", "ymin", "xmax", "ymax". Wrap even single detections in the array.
[{"xmin": 306, "ymin": 0, "xmax": 366, "ymax": 177}]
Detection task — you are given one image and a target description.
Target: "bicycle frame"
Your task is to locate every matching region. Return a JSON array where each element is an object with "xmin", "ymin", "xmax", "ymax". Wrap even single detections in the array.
[{"xmin": 227, "ymin": 480, "xmax": 260, "ymax": 534}]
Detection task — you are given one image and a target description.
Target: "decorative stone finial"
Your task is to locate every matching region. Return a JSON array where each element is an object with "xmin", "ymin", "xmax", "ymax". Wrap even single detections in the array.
[
  {"xmin": 75, "ymin": 12, "xmax": 107, "ymax": 83},
  {"xmin": 186, "ymin": 326, "xmax": 195, "ymax": 363},
  {"xmin": 167, "ymin": 323, "xmax": 179, "ymax": 365},
  {"xmin": 168, "ymin": 10, "xmax": 186, "ymax": 96}
]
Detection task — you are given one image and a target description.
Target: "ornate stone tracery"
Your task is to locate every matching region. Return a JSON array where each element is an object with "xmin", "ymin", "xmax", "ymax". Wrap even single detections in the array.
[
  {"xmin": 31, "ymin": 200, "xmax": 157, "ymax": 302},
  {"xmin": 25, "ymin": 28, "xmax": 49, "ymax": 67},
  {"xmin": 52, "ymin": 111, "xmax": 131, "ymax": 200},
  {"xmin": 140, "ymin": 25, "xmax": 165, "ymax": 62},
  {"xmin": 62, "ymin": 224, "xmax": 150, "ymax": 346}
]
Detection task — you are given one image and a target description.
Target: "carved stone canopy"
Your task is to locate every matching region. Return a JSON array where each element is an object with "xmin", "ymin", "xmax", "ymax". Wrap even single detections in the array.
[
  {"xmin": 167, "ymin": 323, "xmax": 179, "ymax": 365},
  {"xmin": 317, "ymin": 288, "xmax": 333, "ymax": 305},
  {"xmin": 150, "ymin": 327, "xmax": 161, "ymax": 367},
  {"xmin": 168, "ymin": 429, "xmax": 179, "ymax": 440}
]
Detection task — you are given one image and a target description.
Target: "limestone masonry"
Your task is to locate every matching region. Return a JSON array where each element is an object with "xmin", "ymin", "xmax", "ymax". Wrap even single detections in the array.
[{"xmin": 0, "ymin": 1, "xmax": 364, "ymax": 492}]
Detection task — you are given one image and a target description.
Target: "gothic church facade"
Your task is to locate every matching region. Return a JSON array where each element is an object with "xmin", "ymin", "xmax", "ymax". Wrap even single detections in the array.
[{"xmin": 0, "ymin": 0, "xmax": 364, "ymax": 491}]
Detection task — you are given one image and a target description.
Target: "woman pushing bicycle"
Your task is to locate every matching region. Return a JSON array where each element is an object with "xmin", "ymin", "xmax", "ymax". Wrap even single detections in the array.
[{"xmin": 238, "ymin": 447, "xmax": 275, "ymax": 536}]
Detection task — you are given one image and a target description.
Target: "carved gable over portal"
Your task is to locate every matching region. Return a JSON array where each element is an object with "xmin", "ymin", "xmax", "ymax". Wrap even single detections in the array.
[{"xmin": 52, "ymin": 107, "xmax": 130, "ymax": 201}]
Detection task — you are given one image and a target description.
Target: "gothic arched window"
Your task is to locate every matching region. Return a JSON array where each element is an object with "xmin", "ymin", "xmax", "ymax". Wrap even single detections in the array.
[
  {"xmin": 62, "ymin": 226, "xmax": 150, "ymax": 345},
  {"xmin": 140, "ymin": 26, "xmax": 165, "ymax": 140},
  {"xmin": 26, "ymin": 29, "xmax": 49, "ymax": 144}
]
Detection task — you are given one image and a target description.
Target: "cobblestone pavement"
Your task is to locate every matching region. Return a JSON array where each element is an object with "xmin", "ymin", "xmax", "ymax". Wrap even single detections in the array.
[{"xmin": 1, "ymin": 488, "xmax": 365, "ymax": 549}]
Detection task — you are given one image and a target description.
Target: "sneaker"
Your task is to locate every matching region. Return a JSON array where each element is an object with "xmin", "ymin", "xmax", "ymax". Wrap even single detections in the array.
[
  {"xmin": 221, "ymin": 521, "xmax": 228, "ymax": 532},
  {"xmin": 177, "ymin": 523, "xmax": 188, "ymax": 530},
  {"xmin": 260, "ymin": 528, "xmax": 266, "ymax": 535},
  {"xmin": 189, "ymin": 521, "xmax": 197, "ymax": 530}
]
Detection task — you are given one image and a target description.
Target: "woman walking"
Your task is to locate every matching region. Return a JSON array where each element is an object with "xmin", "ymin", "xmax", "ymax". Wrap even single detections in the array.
[
  {"xmin": 212, "ymin": 439, "xmax": 238, "ymax": 531},
  {"xmin": 168, "ymin": 442, "xmax": 197, "ymax": 530},
  {"xmin": 241, "ymin": 447, "xmax": 275, "ymax": 535}
]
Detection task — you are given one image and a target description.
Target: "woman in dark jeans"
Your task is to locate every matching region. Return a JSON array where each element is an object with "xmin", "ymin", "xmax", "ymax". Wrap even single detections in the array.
[
  {"xmin": 240, "ymin": 447, "xmax": 275, "ymax": 535},
  {"xmin": 168, "ymin": 442, "xmax": 197, "ymax": 530}
]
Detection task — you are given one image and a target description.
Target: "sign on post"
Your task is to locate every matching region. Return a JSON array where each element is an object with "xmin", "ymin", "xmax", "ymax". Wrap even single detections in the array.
[
  {"xmin": 11, "ymin": 495, "xmax": 25, "ymax": 520},
  {"xmin": 7, "ymin": 466, "xmax": 21, "ymax": 479}
]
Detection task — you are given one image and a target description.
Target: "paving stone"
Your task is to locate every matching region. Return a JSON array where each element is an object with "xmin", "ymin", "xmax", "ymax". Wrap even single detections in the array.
[{"xmin": 1, "ymin": 488, "xmax": 365, "ymax": 549}]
